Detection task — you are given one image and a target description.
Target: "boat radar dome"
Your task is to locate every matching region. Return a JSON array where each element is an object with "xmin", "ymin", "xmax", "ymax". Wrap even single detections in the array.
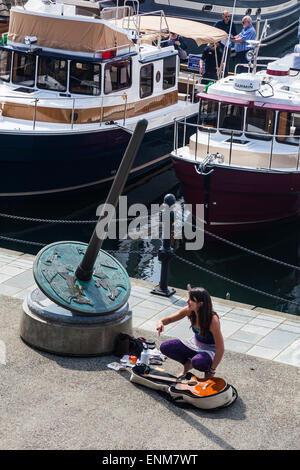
[
  {"xmin": 267, "ymin": 60, "xmax": 290, "ymax": 76},
  {"xmin": 234, "ymin": 73, "xmax": 262, "ymax": 92}
]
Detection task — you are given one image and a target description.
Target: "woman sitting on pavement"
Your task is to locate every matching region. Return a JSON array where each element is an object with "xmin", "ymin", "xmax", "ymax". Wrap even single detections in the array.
[{"xmin": 156, "ymin": 287, "xmax": 224, "ymax": 379}]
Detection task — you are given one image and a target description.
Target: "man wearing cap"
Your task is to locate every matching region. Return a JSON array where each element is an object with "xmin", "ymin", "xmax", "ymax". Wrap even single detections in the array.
[
  {"xmin": 231, "ymin": 16, "xmax": 256, "ymax": 65},
  {"xmin": 167, "ymin": 32, "xmax": 188, "ymax": 60},
  {"xmin": 214, "ymin": 11, "xmax": 237, "ymax": 75}
]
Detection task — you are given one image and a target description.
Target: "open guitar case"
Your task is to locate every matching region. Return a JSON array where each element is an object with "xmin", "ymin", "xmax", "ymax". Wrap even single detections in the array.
[{"xmin": 130, "ymin": 364, "xmax": 238, "ymax": 410}]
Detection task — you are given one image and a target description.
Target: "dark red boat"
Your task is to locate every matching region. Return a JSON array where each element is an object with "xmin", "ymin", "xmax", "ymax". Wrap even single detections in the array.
[{"xmin": 171, "ymin": 53, "xmax": 300, "ymax": 237}]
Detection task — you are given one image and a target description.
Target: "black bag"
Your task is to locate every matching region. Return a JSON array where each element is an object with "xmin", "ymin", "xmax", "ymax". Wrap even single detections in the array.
[{"xmin": 114, "ymin": 333, "xmax": 144, "ymax": 358}]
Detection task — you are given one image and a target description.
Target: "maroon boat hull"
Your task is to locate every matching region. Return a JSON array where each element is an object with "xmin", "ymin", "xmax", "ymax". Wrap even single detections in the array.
[{"xmin": 172, "ymin": 157, "xmax": 300, "ymax": 237}]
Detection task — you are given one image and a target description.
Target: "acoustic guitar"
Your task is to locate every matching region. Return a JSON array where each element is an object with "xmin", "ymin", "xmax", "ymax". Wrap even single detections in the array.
[{"xmin": 174, "ymin": 376, "xmax": 227, "ymax": 397}]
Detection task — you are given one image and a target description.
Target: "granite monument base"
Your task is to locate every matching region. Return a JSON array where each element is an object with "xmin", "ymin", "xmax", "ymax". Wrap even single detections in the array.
[{"xmin": 20, "ymin": 288, "xmax": 132, "ymax": 356}]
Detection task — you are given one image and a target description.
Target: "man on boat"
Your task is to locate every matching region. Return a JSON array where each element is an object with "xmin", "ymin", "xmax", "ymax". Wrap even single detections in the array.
[
  {"xmin": 214, "ymin": 10, "xmax": 237, "ymax": 75},
  {"xmin": 199, "ymin": 42, "xmax": 223, "ymax": 83},
  {"xmin": 166, "ymin": 32, "xmax": 188, "ymax": 60},
  {"xmin": 231, "ymin": 16, "xmax": 256, "ymax": 66},
  {"xmin": 214, "ymin": 10, "xmax": 237, "ymax": 39}
]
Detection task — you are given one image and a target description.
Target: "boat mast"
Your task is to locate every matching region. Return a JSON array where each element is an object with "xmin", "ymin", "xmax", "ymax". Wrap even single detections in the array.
[
  {"xmin": 252, "ymin": 8, "xmax": 261, "ymax": 73},
  {"xmin": 221, "ymin": 0, "xmax": 237, "ymax": 79}
]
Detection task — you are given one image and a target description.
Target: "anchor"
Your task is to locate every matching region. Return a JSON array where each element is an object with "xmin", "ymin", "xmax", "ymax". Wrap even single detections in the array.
[{"xmin": 20, "ymin": 120, "xmax": 148, "ymax": 356}]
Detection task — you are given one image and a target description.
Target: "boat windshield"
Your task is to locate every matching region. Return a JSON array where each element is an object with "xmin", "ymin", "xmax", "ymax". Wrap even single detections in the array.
[
  {"xmin": 219, "ymin": 103, "xmax": 244, "ymax": 136},
  {"xmin": 12, "ymin": 52, "xmax": 36, "ymax": 87},
  {"xmin": 163, "ymin": 56, "xmax": 176, "ymax": 90},
  {"xmin": 0, "ymin": 49, "xmax": 11, "ymax": 83},
  {"xmin": 276, "ymin": 111, "xmax": 300, "ymax": 146},
  {"xmin": 198, "ymin": 99, "xmax": 218, "ymax": 132},
  {"xmin": 37, "ymin": 56, "xmax": 67, "ymax": 92},
  {"xmin": 104, "ymin": 58, "xmax": 131, "ymax": 94},
  {"xmin": 245, "ymin": 107, "xmax": 275, "ymax": 141},
  {"xmin": 140, "ymin": 63, "xmax": 153, "ymax": 99},
  {"xmin": 69, "ymin": 61, "xmax": 101, "ymax": 95}
]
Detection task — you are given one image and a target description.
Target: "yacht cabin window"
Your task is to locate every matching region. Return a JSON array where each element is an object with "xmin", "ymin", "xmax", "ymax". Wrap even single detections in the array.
[
  {"xmin": 0, "ymin": 49, "xmax": 12, "ymax": 82},
  {"xmin": 12, "ymin": 52, "xmax": 36, "ymax": 87},
  {"xmin": 37, "ymin": 56, "xmax": 67, "ymax": 92},
  {"xmin": 104, "ymin": 58, "xmax": 131, "ymax": 94},
  {"xmin": 163, "ymin": 56, "xmax": 176, "ymax": 90},
  {"xmin": 140, "ymin": 64, "xmax": 153, "ymax": 99},
  {"xmin": 198, "ymin": 99, "xmax": 218, "ymax": 132},
  {"xmin": 219, "ymin": 103, "xmax": 244, "ymax": 136},
  {"xmin": 245, "ymin": 107, "xmax": 275, "ymax": 141},
  {"xmin": 69, "ymin": 61, "xmax": 101, "ymax": 95},
  {"xmin": 276, "ymin": 111, "xmax": 300, "ymax": 145}
]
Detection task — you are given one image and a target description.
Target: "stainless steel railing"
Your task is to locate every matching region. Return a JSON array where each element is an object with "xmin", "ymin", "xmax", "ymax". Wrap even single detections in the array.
[
  {"xmin": 0, "ymin": 92, "xmax": 130, "ymax": 130},
  {"xmin": 173, "ymin": 118, "xmax": 300, "ymax": 172}
]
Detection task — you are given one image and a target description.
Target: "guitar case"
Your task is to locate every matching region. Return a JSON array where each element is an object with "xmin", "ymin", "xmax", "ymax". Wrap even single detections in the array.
[
  {"xmin": 130, "ymin": 364, "xmax": 237, "ymax": 410},
  {"xmin": 130, "ymin": 364, "xmax": 181, "ymax": 392},
  {"xmin": 169, "ymin": 377, "xmax": 238, "ymax": 410}
]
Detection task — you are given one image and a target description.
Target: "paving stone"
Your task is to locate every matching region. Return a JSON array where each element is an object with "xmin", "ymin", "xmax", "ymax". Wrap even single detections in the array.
[
  {"xmin": 257, "ymin": 329, "xmax": 300, "ymax": 351},
  {"xmin": 129, "ymin": 295, "xmax": 147, "ymax": 307},
  {"xmin": 230, "ymin": 329, "xmax": 266, "ymax": 345},
  {"xmin": 224, "ymin": 339, "xmax": 252, "ymax": 354},
  {"xmin": 158, "ymin": 304, "xmax": 181, "ymax": 316},
  {"xmin": 223, "ymin": 307, "xmax": 258, "ymax": 323},
  {"xmin": 274, "ymin": 338, "xmax": 300, "ymax": 367},
  {"xmin": 1, "ymin": 271, "xmax": 35, "ymax": 289},
  {"xmin": 241, "ymin": 323, "xmax": 274, "ymax": 337},
  {"xmin": 0, "ymin": 274, "xmax": 11, "ymax": 284},
  {"xmin": 131, "ymin": 316, "xmax": 148, "ymax": 328},
  {"xmin": 0, "ymin": 284, "xmax": 22, "ymax": 296},
  {"xmin": 131, "ymin": 305, "xmax": 159, "ymax": 320},
  {"xmin": 247, "ymin": 314, "xmax": 284, "ymax": 329},
  {"xmin": 12, "ymin": 291, "xmax": 29, "ymax": 300},
  {"xmin": 0, "ymin": 265, "xmax": 26, "ymax": 276},
  {"xmin": 135, "ymin": 300, "xmax": 170, "ymax": 312},
  {"xmin": 278, "ymin": 320, "xmax": 300, "ymax": 334},
  {"xmin": 213, "ymin": 302, "xmax": 234, "ymax": 316},
  {"xmin": 246, "ymin": 345, "xmax": 280, "ymax": 360},
  {"xmin": 166, "ymin": 318, "xmax": 193, "ymax": 339},
  {"xmin": 219, "ymin": 318, "xmax": 243, "ymax": 338}
]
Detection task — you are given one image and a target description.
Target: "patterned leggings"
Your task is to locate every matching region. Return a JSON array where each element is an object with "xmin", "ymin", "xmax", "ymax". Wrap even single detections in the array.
[{"xmin": 160, "ymin": 339, "xmax": 213, "ymax": 373}]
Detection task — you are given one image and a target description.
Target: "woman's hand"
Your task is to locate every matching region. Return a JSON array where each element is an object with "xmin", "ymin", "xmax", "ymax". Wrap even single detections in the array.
[
  {"xmin": 204, "ymin": 367, "xmax": 216, "ymax": 379},
  {"xmin": 156, "ymin": 319, "xmax": 164, "ymax": 336}
]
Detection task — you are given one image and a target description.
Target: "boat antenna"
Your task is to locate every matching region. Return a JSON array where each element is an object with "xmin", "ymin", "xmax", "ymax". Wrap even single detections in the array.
[{"xmin": 221, "ymin": 0, "xmax": 237, "ymax": 79}]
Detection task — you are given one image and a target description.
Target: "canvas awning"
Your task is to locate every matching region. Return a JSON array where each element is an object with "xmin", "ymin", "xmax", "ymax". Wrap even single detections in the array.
[
  {"xmin": 111, "ymin": 15, "xmax": 228, "ymax": 46},
  {"xmin": 8, "ymin": 8, "xmax": 134, "ymax": 53}
]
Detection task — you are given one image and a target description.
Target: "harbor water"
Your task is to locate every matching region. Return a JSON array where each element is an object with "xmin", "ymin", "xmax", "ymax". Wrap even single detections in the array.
[{"xmin": 1, "ymin": 37, "xmax": 300, "ymax": 317}]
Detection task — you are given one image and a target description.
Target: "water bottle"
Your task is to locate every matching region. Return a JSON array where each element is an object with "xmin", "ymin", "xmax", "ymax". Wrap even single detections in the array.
[{"xmin": 140, "ymin": 347, "xmax": 150, "ymax": 365}]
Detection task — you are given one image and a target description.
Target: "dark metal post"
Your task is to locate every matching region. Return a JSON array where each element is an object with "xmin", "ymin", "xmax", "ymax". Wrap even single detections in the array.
[
  {"xmin": 75, "ymin": 119, "xmax": 148, "ymax": 281},
  {"xmin": 151, "ymin": 193, "xmax": 176, "ymax": 297}
]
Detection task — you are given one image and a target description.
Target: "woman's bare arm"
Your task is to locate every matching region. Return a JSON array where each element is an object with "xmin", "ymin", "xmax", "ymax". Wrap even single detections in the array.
[
  {"xmin": 156, "ymin": 306, "xmax": 190, "ymax": 336},
  {"xmin": 210, "ymin": 315, "xmax": 225, "ymax": 370}
]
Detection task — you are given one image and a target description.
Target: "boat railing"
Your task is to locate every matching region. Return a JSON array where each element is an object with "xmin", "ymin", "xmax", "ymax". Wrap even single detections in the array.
[
  {"xmin": 178, "ymin": 72, "xmax": 202, "ymax": 104},
  {"xmin": 110, "ymin": 8, "xmax": 171, "ymax": 49},
  {"xmin": 234, "ymin": 62, "xmax": 268, "ymax": 75},
  {"xmin": 173, "ymin": 118, "xmax": 300, "ymax": 172},
  {"xmin": 0, "ymin": 92, "xmax": 132, "ymax": 130},
  {"xmin": 100, "ymin": 5, "xmax": 134, "ymax": 22}
]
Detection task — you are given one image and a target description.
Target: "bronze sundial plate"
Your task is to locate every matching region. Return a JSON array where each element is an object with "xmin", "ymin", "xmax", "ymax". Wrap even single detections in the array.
[{"xmin": 33, "ymin": 241, "xmax": 131, "ymax": 315}]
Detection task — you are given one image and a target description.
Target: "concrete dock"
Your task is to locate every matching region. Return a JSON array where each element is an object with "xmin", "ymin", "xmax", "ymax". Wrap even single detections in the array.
[
  {"xmin": 0, "ymin": 247, "xmax": 299, "ymax": 367},
  {"xmin": 0, "ymin": 247, "xmax": 299, "ymax": 450}
]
